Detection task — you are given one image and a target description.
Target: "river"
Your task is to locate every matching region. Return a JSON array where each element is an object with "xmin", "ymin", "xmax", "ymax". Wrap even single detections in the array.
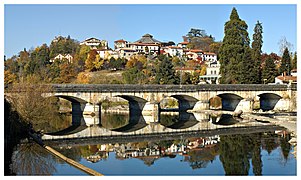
[{"xmin": 6, "ymin": 112, "xmax": 297, "ymax": 176}]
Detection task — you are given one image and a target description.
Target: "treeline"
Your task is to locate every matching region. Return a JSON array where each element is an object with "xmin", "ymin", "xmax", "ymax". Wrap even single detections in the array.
[{"xmin": 219, "ymin": 8, "xmax": 297, "ymax": 84}]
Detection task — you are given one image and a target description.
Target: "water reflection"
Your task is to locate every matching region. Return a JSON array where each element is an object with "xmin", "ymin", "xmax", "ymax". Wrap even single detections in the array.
[
  {"xmin": 11, "ymin": 143, "xmax": 56, "ymax": 175},
  {"xmin": 46, "ymin": 130, "xmax": 294, "ymax": 175},
  {"xmin": 210, "ymin": 114, "xmax": 240, "ymax": 125}
]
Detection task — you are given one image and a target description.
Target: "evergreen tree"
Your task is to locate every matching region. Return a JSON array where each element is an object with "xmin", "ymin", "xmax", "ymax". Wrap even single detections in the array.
[
  {"xmin": 279, "ymin": 47, "xmax": 291, "ymax": 75},
  {"xmin": 240, "ymin": 47, "xmax": 258, "ymax": 83},
  {"xmin": 262, "ymin": 56, "xmax": 277, "ymax": 83},
  {"xmin": 251, "ymin": 21, "xmax": 263, "ymax": 83},
  {"xmin": 154, "ymin": 56, "xmax": 177, "ymax": 84},
  {"xmin": 218, "ymin": 7, "xmax": 250, "ymax": 84}
]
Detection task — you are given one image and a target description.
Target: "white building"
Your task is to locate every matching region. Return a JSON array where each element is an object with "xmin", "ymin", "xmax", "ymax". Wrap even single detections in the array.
[
  {"xmin": 50, "ymin": 53, "xmax": 73, "ymax": 63},
  {"xmin": 129, "ymin": 34, "xmax": 161, "ymax": 54},
  {"xmin": 80, "ymin": 37, "xmax": 108, "ymax": 49},
  {"xmin": 177, "ymin": 41, "xmax": 189, "ymax": 49},
  {"xmin": 199, "ymin": 61, "xmax": 221, "ymax": 84},
  {"xmin": 202, "ymin": 52, "xmax": 217, "ymax": 62},
  {"xmin": 163, "ymin": 46, "xmax": 184, "ymax": 57},
  {"xmin": 114, "ymin": 39, "xmax": 129, "ymax": 49},
  {"xmin": 117, "ymin": 48, "xmax": 137, "ymax": 59}
]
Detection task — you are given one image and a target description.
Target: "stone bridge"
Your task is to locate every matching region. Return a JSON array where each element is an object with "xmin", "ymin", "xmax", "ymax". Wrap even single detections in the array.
[{"xmin": 43, "ymin": 84, "xmax": 296, "ymax": 123}]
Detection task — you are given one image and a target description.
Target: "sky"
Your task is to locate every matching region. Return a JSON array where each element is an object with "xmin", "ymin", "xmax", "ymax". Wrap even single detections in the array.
[{"xmin": 3, "ymin": 3, "xmax": 297, "ymax": 58}]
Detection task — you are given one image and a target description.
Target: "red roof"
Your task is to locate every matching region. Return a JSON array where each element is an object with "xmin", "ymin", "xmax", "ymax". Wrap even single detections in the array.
[
  {"xmin": 189, "ymin": 49, "xmax": 203, "ymax": 53},
  {"xmin": 114, "ymin": 39, "xmax": 127, "ymax": 42},
  {"xmin": 179, "ymin": 42, "xmax": 189, "ymax": 45},
  {"xmin": 276, "ymin": 75, "xmax": 297, "ymax": 82},
  {"xmin": 204, "ymin": 52, "xmax": 216, "ymax": 55}
]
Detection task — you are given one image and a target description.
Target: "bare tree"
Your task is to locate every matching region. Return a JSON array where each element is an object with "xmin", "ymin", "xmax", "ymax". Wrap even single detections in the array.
[{"xmin": 278, "ymin": 36, "xmax": 294, "ymax": 56}]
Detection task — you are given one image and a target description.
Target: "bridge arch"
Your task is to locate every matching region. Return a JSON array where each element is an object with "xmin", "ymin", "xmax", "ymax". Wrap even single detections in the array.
[
  {"xmin": 258, "ymin": 93, "xmax": 282, "ymax": 111},
  {"xmin": 115, "ymin": 95, "xmax": 148, "ymax": 112},
  {"xmin": 169, "ymin": 94, "xmax": 199, "ymax": 111},
  {"xmin": 215, "ymin": 93, "xmax": 243, "ymax": 111}
]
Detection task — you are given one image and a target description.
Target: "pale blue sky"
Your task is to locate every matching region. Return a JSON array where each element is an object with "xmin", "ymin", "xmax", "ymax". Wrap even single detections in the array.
[{"xmin": 4, "ymin": 4, "xmax": 297, "ymax": 58}]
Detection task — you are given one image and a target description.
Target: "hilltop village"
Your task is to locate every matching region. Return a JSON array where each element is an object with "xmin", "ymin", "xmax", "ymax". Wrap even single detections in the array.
[{"xmin": 50, "ymin": 33, "xmax": 220, "ymax": 84}]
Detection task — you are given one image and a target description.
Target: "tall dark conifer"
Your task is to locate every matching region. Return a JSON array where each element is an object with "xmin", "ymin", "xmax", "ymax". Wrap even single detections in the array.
[
  {"xmin": 251, "ymin": 21, "xmax": 263, "ymax": 83},
  {"xmin": 262, "ymin": 56, "xmax": 277, "ymax": 83},
  {"xmin": 279, "ymin": 47, "xmax": 291, "ymax": 75},
  {"xmin": 218, "ymin": 7, "xmax": 250, "ymax": 84}
]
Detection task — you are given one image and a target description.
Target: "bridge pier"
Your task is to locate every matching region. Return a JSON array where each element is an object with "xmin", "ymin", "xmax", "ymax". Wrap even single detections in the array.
[
  {"xmin": 273, "ymin": 98, "xmax": 291, "ymax": 112},
  {"xmin": 235, "ymin": 99, "xmax": 253, "ymax": 112},
  {"xmin": 142, "ymin": 102, "xmax": 160, "ymax": 123},
  {"xmin": 83, "ymin": 103, "xmax": 100, "ymax": 116},
  {"xmin": 192, "ymin": 100, "xmax": 210, "ymax": 111}
]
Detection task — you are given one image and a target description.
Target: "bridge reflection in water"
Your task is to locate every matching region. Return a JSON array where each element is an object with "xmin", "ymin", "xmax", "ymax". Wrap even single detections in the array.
[{"xmin": 42, "ymin": 111, "xmax": 281, "ymax": 141}]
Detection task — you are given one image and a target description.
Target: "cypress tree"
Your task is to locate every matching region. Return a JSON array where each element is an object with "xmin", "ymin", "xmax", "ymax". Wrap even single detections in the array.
[
  {"xmin": 251, "ymin": 21, "xmax": 263, "ymax": 83},
  {"xmin": 279, "ymin": 47, "xmax": 291, "ymax": 75},
  {"xmin": 219, "ymin": 7, "xmax": 250, "ymax": 84},
  {"xmin": 240, "ymin": 47, "xmax": 258, "ymax": 84}
]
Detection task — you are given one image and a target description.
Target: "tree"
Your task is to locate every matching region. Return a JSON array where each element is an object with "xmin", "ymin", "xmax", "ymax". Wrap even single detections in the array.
[
  {"xmin": 240, "ymin": 47, "xmax": 258, "ymax": 84},
  {"xmin": 279, "ymin": 47, "xmax": 291, "ymax": 75},
  {"xmin": 291, "ymin": 52, "xmax": 297, "ymax": 70},
  {"xmin": 122, "ymin": 66, "xmax": 146, "ymax": 84},
  {"xmin": 278, "ymin": 36, "xmax": 294, "ymax": 56},
  {"xmin": 262, "ymin": 56, "xmax": 277, "ymax": 84},
  {"xmin": 187, "ymin": 28, "xmax": 206, "ymax": 38},
  {"xmin": 251, "ymin": 21, "xmax": 263, "ymax": 84},
  {"xmin": 85, "ymin": 50, "xmax": 98, "ymax": 71},
  {"xmin": 153, "ymin": 56, "xmax": 177, "ymax": 84},
  {"xmin": 218, "ymin": 7, "xmax": 250, "ymax": 84}
]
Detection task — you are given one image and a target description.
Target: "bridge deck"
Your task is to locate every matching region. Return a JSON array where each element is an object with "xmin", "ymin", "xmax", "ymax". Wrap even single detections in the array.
[{"xmin": 50, "ymin": 84, "xmax": 293, "ymax": 93}]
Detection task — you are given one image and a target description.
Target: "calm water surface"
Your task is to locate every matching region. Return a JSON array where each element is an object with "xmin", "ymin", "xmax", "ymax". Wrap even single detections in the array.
[{"xmin": 10, "ymin": 113, "xmax": 296, "ymax": 176}]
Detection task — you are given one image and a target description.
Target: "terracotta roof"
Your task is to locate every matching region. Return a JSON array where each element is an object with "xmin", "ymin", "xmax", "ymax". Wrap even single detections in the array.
[
  {"xmin": 189, "ymin": 49, "xmax": 203, "ymax": 53},
  {"xmin": 114, "ymin": 39, "xmax": 127, "ymax": 42},
  {"xmin": 276, "ymin": 75, "xmax": 297, "ymax": 82},
  {"xmin": 179, "ymin": 42, "xmax": 189, "ymax": 45}
]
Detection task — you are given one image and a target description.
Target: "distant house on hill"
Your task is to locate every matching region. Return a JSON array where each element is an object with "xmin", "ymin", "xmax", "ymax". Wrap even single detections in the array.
[
  {"xmin": 114, "ymin": 39, "xmax": 129, "ymax": 50},
  {"xmin": 199, "ymin": 61, "xmax": 221, "ymax": 84},
  {"xmin": 80, "ymin": 37, "xmax": 108, "ymax": 49},
  {"xmin": 50, "ymin": 53, "xmax": 73, "ymax": 63},
  {"xmin": 275, "ymin": 70, "xmax": 297, "ymax": 84},
  {"xmin": 129, "ymin": 34, "xmax": 162, "ymax": 55}
]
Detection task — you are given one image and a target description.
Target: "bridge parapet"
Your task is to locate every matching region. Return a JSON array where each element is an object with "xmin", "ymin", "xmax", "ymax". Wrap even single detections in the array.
[{"xmin": 50, "ymin": 84, "xmax": 291, "ymax": 93}]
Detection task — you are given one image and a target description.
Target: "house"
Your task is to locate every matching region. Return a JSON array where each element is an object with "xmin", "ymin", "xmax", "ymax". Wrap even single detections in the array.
[
  {"xmin": 114, "ymin": 39, "xmax": 129, "ymax": 50},
  {"xmin": 163, "ymin": 46, "xmax": 184, "ymax": 57},
  {"xmin": 50, "ymin": 53, "xmax": 73, "ymax": 63},
  {"xmin": 80, "ymin": 37, "xmax": 108, "ymax": 49},
  {"xmin": 117, "ymin": 48, "xmax": 137, "ymax": 59},
  {"xmin": 97, "ymin": 49, "xmax": 118, "ymax": 60},
  {"xmin": 184, "ymin": 49, "xmax": 203, "ymax": 61},
  {"xmin": 129, "ymin": 34, "xmax": 162, "ymax": 54},
  {"xmin": 177, "ymin": 41, "xmax": 189, "ymax": 49},
  {"xmin": 199, "ymin": 61, "xmax": 221, "ymax": 84},
  {"xmin": 202, "ymin": 52, "xmax": 217, "ymax": 62},
  {"xmin": 275, "ymin": 71, "xmax": 297, "ymax": 84}
]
